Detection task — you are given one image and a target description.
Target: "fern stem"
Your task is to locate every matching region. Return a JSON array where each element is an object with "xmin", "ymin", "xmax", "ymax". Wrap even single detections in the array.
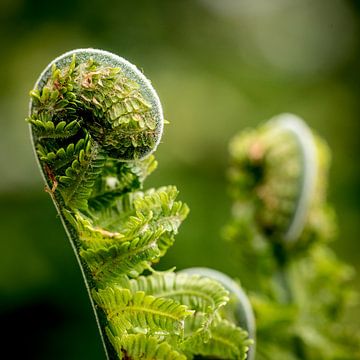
[{"xmin": 57, "ymin": 210, "xmax": 116, "ymax": 359}]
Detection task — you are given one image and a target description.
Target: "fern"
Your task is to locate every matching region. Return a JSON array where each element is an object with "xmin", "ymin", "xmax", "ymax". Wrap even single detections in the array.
[
  {"xmin": 28, "ymin": 49, "xmax": 252, "ymax": 360},
  {"xmin": 87, "ymin": 155, "xmax": 157, "ymax": 211},
  {"xmin": 80, "ymin": 229, "xmax": 164, "ymax": 282},
  {"xmin": 116, "ymin": 272, "xmax": 230, "ymax": 315},
  {"xmin": 182, "ymin": 315, "xmax": 252, "ymax": 360},
  {"xmin": 107, "ymin": 333, "xmax": 186, "ymax": 360},
  {"xmin": 36, "ymin": 135, "xmax": 90, "ymax": 171},
  {"xmin": 59, "ymin": 141, "xmax": 106, "ymax": 210},
  {"xmin": 225, "ymin": 114, "xmax": 360, "ymax": 360},
  {"xmin": 93, "ymin": 287, "xmax": 193, "ymax": 334},
  {"xmin": 29, "ymin": 117, "xmax": 81, "ymax": 139}
]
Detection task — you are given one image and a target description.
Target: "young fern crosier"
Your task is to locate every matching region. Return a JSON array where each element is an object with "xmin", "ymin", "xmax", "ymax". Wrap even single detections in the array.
[
  {"xmin": 225, "ymin": 114, "xmax": 360, "ymax": 360},
  {"xmin": 27, "ymin": 49, "xmax": 252, "ymax": 360}
]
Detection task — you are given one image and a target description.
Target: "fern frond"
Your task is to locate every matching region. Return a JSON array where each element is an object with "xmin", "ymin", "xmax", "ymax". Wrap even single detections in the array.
[
  {"xmin": 88, "ymin": 184, "xmax": 137, "ymax": 212},
  {"xmin": 29, "ymin": 117, "xmax": 81, "ymax": 139},
  {"xmin": 225, "ymin": 115, "xmax": 360, "ymax": 359},
  {"xmin": 80, "ymin": 229, "xmax": 163, "ymax": 281},
  {"xmin": 87, "ymin": 157, "xmax": 154, "ymax": 211},
  {"xmin": 107, "ymin": 332, "xmax": 186, "ymax": 360},
  {"xmin": 116, "ymin": 272, "xmax": 229, "ymax": 315},
  {"xmin": 182, "ymin": 316, "xmax": 252, "ymax": 360},
  {"xmin": 58, "ymin": 140, "xmax": 105, "ymax": 210},
  {"xmin": 36, "ymin": 134, "xmax": 90, "ymax": 171},
  {"xmin": 83, "ymin": 186, "xmax": 189, "ymax": 263},
  {"xmin": 132, "ymin": 186, "xmax": 190, "ymax": 256},
  {"xmin": 72, "ymin": 207, "xmax": 157, "ymax": 254},
  {"xmin": 28, "ymin": 50, "xmax": 247, "ymax": 360},
  {"xmin": 65, "ymin": 210, "xmax": 125, "ymax": 250},
  {"xmin": 93, "ymin": 287, "xmax": 193, "ymax": 335},
  {"xmin": 86, "ymin": 155, "xmax": 158, "ymax": 211},
  {"xmin": 127, "ymin": 154, "xmax": 158, "ymax": 183}
]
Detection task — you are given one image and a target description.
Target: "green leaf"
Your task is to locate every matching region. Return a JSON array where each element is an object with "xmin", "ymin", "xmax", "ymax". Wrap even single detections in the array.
[
  {"xmin": 182, "ymin": 316, "xmax": 252, "ymax": 360},
  {"xmin": 131, "ymin": 186, "xmax": 190, "ymax": 256},
  {"xmin": 29, "ymin": 117, "xmax": 80, "ymax": 139},
  {"xmin": 80, "ymin": 229, "xmax": 163, "ymax": 282},
  {"xmin": 36, "ymin": 135, "xmax": 90, "ymax": 171},
  {"xmin": 107, "ymin": 333, "xmax": 186, "ymax": 360},
  {"xmin": 59, "ymin": 140, "xmax": 105, "ymax": 210},
  {"xmin": 116, "ymin": 272, "xmax": 229, "ymax": 315},
  {"xmin": 93, "ymin": 287, "xmax": 193, "ymax": 335}
]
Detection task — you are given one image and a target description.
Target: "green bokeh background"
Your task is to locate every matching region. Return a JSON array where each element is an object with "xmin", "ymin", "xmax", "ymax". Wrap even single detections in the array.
[{"xmin": 0, "ymin": 0, "xmax": 359, "ymax": 358}]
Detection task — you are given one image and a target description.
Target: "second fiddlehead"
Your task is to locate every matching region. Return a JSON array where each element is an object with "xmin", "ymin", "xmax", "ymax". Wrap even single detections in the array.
[
  {"xmin": 227, "ymin": 113, "xmax": 333, "ymax": 251},
  {"xmin": 225, "ymin": 114, "xmax": 360, "ymax": 360},
  {"xmin": 28, "ymin": 49, "xmax": 252, "ymax": 360}
]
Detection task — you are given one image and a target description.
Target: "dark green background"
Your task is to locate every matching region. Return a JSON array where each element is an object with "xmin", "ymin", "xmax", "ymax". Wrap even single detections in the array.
[{"xmin": 0, "ymin": 0, "xmax": 359, "ymax": 358}]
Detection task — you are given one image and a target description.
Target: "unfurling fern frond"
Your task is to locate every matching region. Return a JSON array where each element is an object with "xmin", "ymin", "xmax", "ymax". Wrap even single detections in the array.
[
  {"xmin": 36, "ymin": 135, "xmax": 90, "ymax": 171},
  {"xmin": 94, "ymin": 287, "xmax": 193, "ymax": 335},
  {"xmin": 225, "ymin": 114, "xmax": 360, "ymax": 360},
  {"xmin": 80, "ymin": 229, "xmax": 163, "ymax": 281},
  {"xmin": 81, "ymin": 186, "xmax": 189, "ymax": 260},
  {"xmin": 28, "ymin": 49, "xmax": 252, "ymax": 360},
  {"xmin": 226, "ymin": 114, "xmax": 334, "ymax": 250},
  {"xmin": 131, "ymin": 186, "xmax": 190, "ymax": 256},
  {"xmin": 28, "ymin": 117, "xmax": 81, "ymax": 140},
  {"xmin": 182, "ymin": 315, "xmax": 252, "ymax": 360},
  {"xmin": 116, "ymin": 272, "xmax": 229, "ymax": 315},
  {"xmin": 59, "ymin": 142, "xmax": 106, "ymax": 210},
  {"xmin": 107, "ymin": 333, "xmax": 186, "ymax": 360},
  {"xmin": 87, "ymin": 155, "xmax": 158, "ymax": 211}
]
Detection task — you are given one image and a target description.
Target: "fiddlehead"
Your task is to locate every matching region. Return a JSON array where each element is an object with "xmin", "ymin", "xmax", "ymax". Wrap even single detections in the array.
[
  {"xmin": 28, "ymin": 49, "xmax": 252, "ymax": 360},
  {"xmin": 227, "ymin": 113, "xmax": 333, "ymax": 250},
  {"xmin": 225, "ymin": 114, "xmax": 360, "ymax": 360}
]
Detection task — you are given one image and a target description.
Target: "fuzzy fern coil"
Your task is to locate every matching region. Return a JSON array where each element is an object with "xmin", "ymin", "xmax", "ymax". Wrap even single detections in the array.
[
  {"xmin": 27, "ymin": 49, "xmax": 252, "ymax": 360},
  {"xmin": 225, "ymin": 114, "xmax": 360, "ymax": 360}
]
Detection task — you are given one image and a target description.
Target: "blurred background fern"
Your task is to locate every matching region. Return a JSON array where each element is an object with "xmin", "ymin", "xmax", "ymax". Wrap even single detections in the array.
[{"xmin": 0, "ymin": 0, "xmax": 359, "ymax": 358}]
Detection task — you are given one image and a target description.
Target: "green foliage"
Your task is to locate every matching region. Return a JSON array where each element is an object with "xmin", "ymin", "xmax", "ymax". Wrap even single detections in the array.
[
  {"xmin": 88, "ymin": 155, "xmax": 158, "ymax": 210},
  {"xmin": 182, "ymin": 315, "xmax": 252, "ymax": 360},
  {"xmin": 80, "ymin": 229, "xmax": 163, "ymax": 281},
  {"xmin": 36, "ymin": 135, "xmax": 89, "ymax": 170},
  {"xmin": 226, "ymin": 115, "xmax": 334, "ymax": 248},
  {"xmin": 93, "ymin": 287, "xmax": 193, "ymax": 334},
  {"xmin": 59, "ymin": 141, "xmax": 105, "ymax": 210},
  {"xmin": 225, "ymin": 115, "xmax": 360, "ymax": 360},
  {"xmin": 28, "ymin": 50, "xmax": 251, "ymax": 360},
  {"xmin": 116, "ymin": 272, "xmax": 229, "ymax": 314},
  {"xmin": 107, "ymin": 333, "xmax": 186, "ymax": 360},
  {"xmin": 30, "ymin": 117, "xmax": 81, "ymax": 140}
]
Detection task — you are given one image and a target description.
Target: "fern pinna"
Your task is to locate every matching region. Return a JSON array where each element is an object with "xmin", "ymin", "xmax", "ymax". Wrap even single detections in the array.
[
  {"xmin": 225, "ymin": 114, "xmax": 360, "ymax": 360},
  {"xmin": 27, "ymin": 49, "xmax": 252, "ymax": 360}
]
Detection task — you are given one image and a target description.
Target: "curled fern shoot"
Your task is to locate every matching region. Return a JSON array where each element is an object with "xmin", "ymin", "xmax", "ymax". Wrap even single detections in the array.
[
  {"xmin": 225, "ymin": 114, "xmax": 360, "ymax": 360},
  {"xmin": 28, "ymin": 49, "xmax": 252, "ymax": 360}
]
